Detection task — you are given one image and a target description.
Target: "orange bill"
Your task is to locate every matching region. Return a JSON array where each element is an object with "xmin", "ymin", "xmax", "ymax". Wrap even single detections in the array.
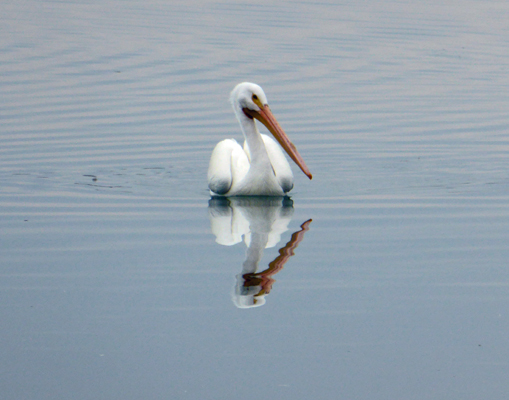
[{"xmin": 244, "ymin": 105, "xmax": 312, "ymax": 180}]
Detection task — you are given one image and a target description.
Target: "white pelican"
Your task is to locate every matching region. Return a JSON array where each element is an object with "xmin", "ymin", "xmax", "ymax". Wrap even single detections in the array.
[{"xmin": 208, "ymin": 82, "xmax": 312, "ymax": 196}]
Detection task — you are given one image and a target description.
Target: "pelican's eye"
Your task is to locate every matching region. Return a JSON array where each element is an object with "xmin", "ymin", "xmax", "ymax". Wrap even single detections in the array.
[{"xmin": 251, "ymin": 94, "xmax": 264, "ymax": 108}]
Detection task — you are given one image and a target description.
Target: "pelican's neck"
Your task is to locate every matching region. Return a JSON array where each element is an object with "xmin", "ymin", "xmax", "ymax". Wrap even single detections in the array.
[{"xmin": 237, "ymin": 112, "xmax": 271, "ymax": 168}]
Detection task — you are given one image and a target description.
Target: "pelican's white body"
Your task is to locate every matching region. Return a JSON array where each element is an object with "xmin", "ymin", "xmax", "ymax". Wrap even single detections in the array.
[
  {"xmin": 208, "ymin": 134, "xmax": 293, "ymax": 196},
  {"xmin": 208, "ymin": 83, "xmax": 294, "ymax": 196}
]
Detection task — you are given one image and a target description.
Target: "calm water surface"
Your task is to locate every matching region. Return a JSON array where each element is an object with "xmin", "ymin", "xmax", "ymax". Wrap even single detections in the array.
[{"xmin": 1, "ymin": 0, "xmax": 509, "ymax": 399}]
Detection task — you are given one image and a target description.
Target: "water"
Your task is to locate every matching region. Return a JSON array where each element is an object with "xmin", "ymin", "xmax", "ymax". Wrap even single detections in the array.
[{"xmin": 1, "ymin": 0, "xmax": 509, "ymax": 399}]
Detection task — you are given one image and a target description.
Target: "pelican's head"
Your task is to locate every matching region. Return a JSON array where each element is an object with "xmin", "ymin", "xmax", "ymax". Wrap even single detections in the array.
[
  {"xmin": 229, "ymin": 82, "xmax": 313, "ymax": 180},
  {"xmin": 230, "ymin": 82, "xmax": 268, "ymax": 114}
]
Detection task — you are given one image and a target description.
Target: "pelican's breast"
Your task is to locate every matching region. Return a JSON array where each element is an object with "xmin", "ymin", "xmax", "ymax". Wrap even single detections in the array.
[{"xmin": 260, "ymin": 134, "xmax": 294, "ymax": 193}]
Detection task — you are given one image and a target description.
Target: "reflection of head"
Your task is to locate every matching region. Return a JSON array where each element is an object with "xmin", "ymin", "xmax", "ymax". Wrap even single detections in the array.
[
  {"xmin": 232, "ymin": 289, "xmax": 266, "ymax": 308},
  {"xmin": 231, "ymin": 270, "xmax": 276, "ymax": 309}
]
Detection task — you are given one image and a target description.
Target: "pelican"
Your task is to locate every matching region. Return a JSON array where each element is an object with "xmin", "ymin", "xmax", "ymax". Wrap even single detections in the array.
[{"xmin": 208, "ymin": 82, "xmax": 312, "ymax": 196}]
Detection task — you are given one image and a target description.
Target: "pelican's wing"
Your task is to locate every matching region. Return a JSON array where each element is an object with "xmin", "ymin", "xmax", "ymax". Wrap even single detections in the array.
[
  {"xmin": 261, "ymin": 134, "xmax": 294, "ymax": 193},
  {"xmin": 208, "ymin": 139, "xmax": 249, "ymax": 195}
]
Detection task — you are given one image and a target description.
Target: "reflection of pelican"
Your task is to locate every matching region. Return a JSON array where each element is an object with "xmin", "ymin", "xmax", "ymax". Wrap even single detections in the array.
[
  {"xmin": 208, "ymin": 197, "xmax": 312, "ymax": 308},
  {"xmin": 208, "ymin": 82, "xmax": 312, "ymax": 196}
]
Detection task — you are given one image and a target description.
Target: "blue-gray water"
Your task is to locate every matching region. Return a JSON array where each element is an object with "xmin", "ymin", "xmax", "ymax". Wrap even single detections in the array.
[{"xmin": 1, "ymin": 1, "xmax": 509, "ymax": 399}]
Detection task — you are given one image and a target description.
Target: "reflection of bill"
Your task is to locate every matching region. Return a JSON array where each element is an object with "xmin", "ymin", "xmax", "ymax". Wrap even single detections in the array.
[
  {"xmin": 235, "ymin": 219, "xmax": 312, "ymax": 308},
  {"xmin": 208, "ymin": 197, "xmax": 312, "ymax": 308}
]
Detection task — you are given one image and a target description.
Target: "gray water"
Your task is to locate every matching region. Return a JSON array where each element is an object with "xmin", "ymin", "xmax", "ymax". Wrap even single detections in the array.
[{"xmin": 1, "ymin": 1, "xmax": 509, "ymax": 399}]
